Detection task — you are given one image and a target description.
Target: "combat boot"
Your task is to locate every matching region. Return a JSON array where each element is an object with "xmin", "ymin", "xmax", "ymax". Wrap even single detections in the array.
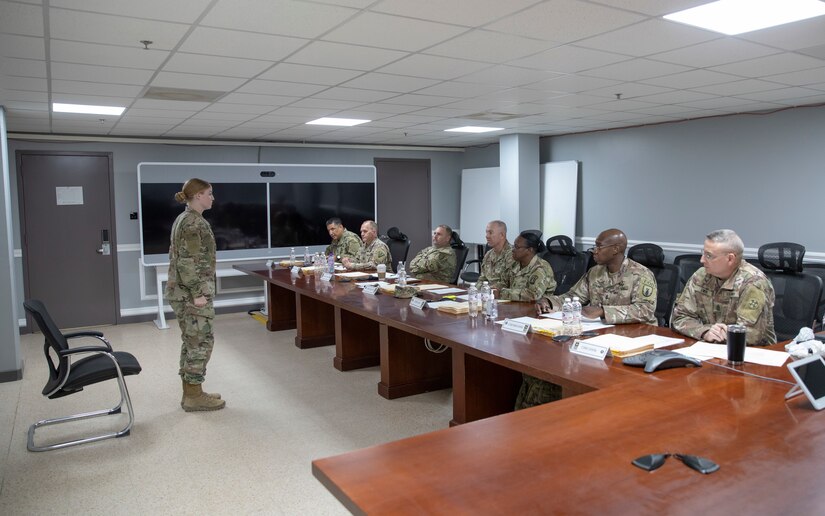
[
  {"xmin": 182, "ymin": 382, "xmax": 226, "ymax": 412},
  {"xmin": 180, "ymin": 379, "xmax": 220, "ymax": 408}
]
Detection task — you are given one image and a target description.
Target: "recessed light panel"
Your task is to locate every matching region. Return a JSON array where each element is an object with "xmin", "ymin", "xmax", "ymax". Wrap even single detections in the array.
[
  {"xmin": 306, "ymin": 117, "xmax": 370, "ymax": 126},
  {"xmin": 53, "ymin": 103, "xmax": 125, "ymax": 116},
  {"xmin": 664, "ymin": 0, "xmax": 825, "ymax": 36},
  {"xmin": 445, "ymin": 126, "xmax": 504, "ymax": 133}
]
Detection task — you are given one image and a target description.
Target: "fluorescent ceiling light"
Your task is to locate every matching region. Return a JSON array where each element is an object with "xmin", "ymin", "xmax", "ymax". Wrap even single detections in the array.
[
  {"xmin": 664, "ymin": 0, "xmax": 825, "ymax": 35},
  {"xmin": 52, "ymin": 103, "xmax": 125, "ymax": 116},
  {"xmin": 306, "ymin": 117, "xmax": 370, "ymax": 126},
  {"xmin": 444, "ymin": 126, "xmax": 504, "ymax": 133}
]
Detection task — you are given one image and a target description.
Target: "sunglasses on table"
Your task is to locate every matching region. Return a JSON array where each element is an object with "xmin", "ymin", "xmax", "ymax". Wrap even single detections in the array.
[{"xmin": 632, "ymin": 453, "xmax": 720, "ymax": 474}]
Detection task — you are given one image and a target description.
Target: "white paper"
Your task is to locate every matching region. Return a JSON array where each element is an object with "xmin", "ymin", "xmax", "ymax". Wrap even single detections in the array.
[
  {"xmin": 632, "ymin": 334, "xmax": 686, "ymax": 349},
  {"xmin": 56, "ymin": 186, "xmax": 84, "ymax": 205},
  {"xmin": 431, "ymin": 287, "xmax": 465, "ymax": 294},
  {"xmin": 427, "ymin": 301, "xmax": 456, "ymax": 309},
  {"xmin": 415, "ymin": 284, "xmax": 447, "ymax": 291},
  {"xmin": 336, "ymin": 272, "xmax": 372, "ymax": 278},
  {"xmin": 675, "ymin": 342, "xmax": 790, "ymax": 367}
]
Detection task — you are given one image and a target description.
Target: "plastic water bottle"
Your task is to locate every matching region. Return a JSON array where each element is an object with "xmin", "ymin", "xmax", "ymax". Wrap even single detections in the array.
[
  {"xmin": 289, "ymin": 247, "xmax": 296, "ymax": 264},
  {"xmin": 571, "ymin": 296, "xmax": 583, "ymax": 336},
  {"xmin": 562, "ymin": 297, "xmax": 573, "ymax": 336},
  {"xmin": 303, "ymin": 246, "xmax": 310, "ymax": 265},
  {"xmin": 397, "ymin": 261, "xmax": 407, "ymax": 286},
  {"xmin": 485, "ymin": 291, "xmax": 498, "ymax": 322},
  {"xmin": 480, "ymin": 281, "xmax": 491, "ymax": 315},
  {"xmin": 327, "ymin": 253, "xmax": 335, "ymax": 274},
  {"xmin": 467, "ymin": 283, "xmax": 479, "ymax": 318}
]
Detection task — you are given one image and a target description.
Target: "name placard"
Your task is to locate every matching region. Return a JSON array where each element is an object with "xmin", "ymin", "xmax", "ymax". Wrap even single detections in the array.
[
  {"xmin": 320, "ymin": 272, "xmax": 332, "ymax": 282},
  {"xmin": 410, "ymin": 297, "xmax": 427, "ymax": 309},
  {"xmin": 290, "ymin": 266, "xmax": 300, "ymax": 274},
  {"xmin": 570, "ymin": 339, "xmax": 609, "ymax": 360},
  {"xmin": 363, "ymin": 284, "xmax": 379, "ymax": 295},
  {"xmin": 501, "ymin": 319, "xmax": 530, "ymax": 335}
]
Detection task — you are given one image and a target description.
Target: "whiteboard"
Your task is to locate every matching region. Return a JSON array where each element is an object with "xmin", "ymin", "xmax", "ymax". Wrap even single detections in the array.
[
  {"xmin": 459, "ymin": 167, "xmax": 500, "ymax": 245},
  {"xmin": 540, "ymin": 161, "xmax": 578, "ymax": 239},
  {"xmin": 459, "ymin": 162, "xmax": 578, "ymax": 245}
]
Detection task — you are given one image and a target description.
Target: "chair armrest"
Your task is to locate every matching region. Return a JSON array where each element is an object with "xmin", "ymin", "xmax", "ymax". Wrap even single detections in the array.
[
  {"xmin": 58, "ymin": 345, "xmax": 115, "ymax": 357},
  {"xmin": 63, "ymin": 332, "xmax": 113, "ymax": 351}
]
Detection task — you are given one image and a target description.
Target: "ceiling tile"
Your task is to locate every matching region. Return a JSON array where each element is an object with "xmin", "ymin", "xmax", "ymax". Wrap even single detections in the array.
[
  {"xmin": 586, "ymin": 82, "xmax": 673, "ymax": 99},
  {"xmin": 692, "ymin": 79, "xmax": 785, "ymax": 96},
  {"xmin": 236, "ymin": 79, "xmax": 327, "ymax": 96},
  {"xmin": 0, "ymin": 1, "xmax": 44, "ymax": 36},
  {"xmin": 201, "ymin": 0, "xmax": 357, "ymax": 39},
  {"xmin": 424, "ymin": 30, "xmax": 552, "ymax": 63},
  {"xmin": 51, "ymin": 62, "xmax": 153, "ymax": 84},
  {"xmin": 287, "ymin": 97, "xmax": 363, "ymax": 110},
  {"xmin": 1, "ymin": 57, "xmax": 46, "ymax": 78},
  {"xmin": 635, "ymin": 89, "xmax": 716, "ymax": 104},
  {"xmin": 163, "ymin": 53, "xmax": 273, "ymax": 78},
  {"xmin": 530, "ymin": 75, "xmax": 621, "ymax": 94},
  {"xmin": 51, "ymin": 92, "xmax": 133, "ymax": 105},
  {"xmin": 217, "ymin": 92, "xmax": 297, "ymax": 106},
  {"xmin": 203, "ymin": 103, "xmax": 276, "ymax": 114},
  {"xmin": 738, "ymin": 16, "xmax": 825, "ymax": 51},
  {"xmin": 378, "ymin": 54, "xmax": 490, "ymax": 80},
  {"xmin": 579, "ymin": 58, "xmax": 691, "ymax": 82},
  {"xmin": 178, "ymin": 27, "xmax": 308, "ymax": 61},
  {"xmin": 49, "ymin": 0, "xmax": 213, "ymax": 22},
  {"xmin": 576, "ymin": 18, "xmax": 717, "ymax": 57},
  {"xmin": 49, "ymin": 8, "xmax": 190, "ymax": 49},
  {"xmin": 369, "ymin": 0, "xmax": 541, "ymax": 27},
  {"xmin": 455, "ymin": 65, "xmax": 563, "ymax": 87},
  {"xmin": 340, "ymin": 72, "xmax": 440, "ymax": 93},
  {"xmin": 51, "ymin": 79, "xmax": 144, "ymax": 97},
  {"xmin": 258, "ymin": 63, "xmax": 362, "ymax": 85},
  {"xmin": 1, "ymin": 75, "xmax": 47, "ymax": 91},
  {"xmin": 650, "ymin": 38, "xmax": 779, "ymax": 68},
  {"xmin": 588, "ymin": 0, "xmax": 708, "ymax": 16},
  {"xmin": 313, "ymin": 86, "xmax": 397, "ymax": 103},
  {"xmin": 50, "ymin": 40, "xmax": 169, "ymax": 68},
  {"xmin": 764, "ymin": 67, "xmax": 825, "ymax": 87},
  {"xmin": 130, "ymin": 98, "xmax": 210, "ymax": 111},
  {"xmin": 487, "ymin": 0, "xmax": 645, "ymax": 43},
  {"xmin": 0, "ymin": 34, "xmax": 45, "ymax": 59},
  {"xmin": 151, "ymin": 71, "xmax": 247, "ymax": 91},
  {"xmin": 709, "ymin": 53, "xmax": 825, "ymax": 79},
  {"xmin": 287, "ymin": 41, "xmax": 408, "ymax": 71},
  {"xmin": 0, "ymin": 89, "xmax": 47, "ymax": 102},
  {"xmin": 512, "ymin": 45, "xmax": 630, "ymax": 73},
  {"xmin": 414, "ymin": 81, "xmax": 502, "ymax": 98},
  {"xmin": 323, "ymin": 12, "xmax": 466, "ymax": 52},
  {"xmin": 643, "ymin": 69, "xmax": 740, "ymax": 89},
  {"xmin": 365, "ymin": 93, "xmax": 452, "ymax": 107},
  {"xmin": 734, "ymin": 87, "xmax": 825, "ymax": 104},
  {"xmin": 675, "ymin": 96, "xmax": 758, "ymax": 111}
]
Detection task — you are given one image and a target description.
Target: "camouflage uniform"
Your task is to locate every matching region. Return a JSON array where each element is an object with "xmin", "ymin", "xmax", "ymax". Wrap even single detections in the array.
[
  {"xmin": 498, "ymin": 254, "xmax": 557, "ymax": 302},
  {"xmin": 164, "ymin": 208, "xmax": 216, "ymax": 385},
  {"xmin": 475, "ymin": 242, "xmax": 516, "ymax": 290},
  {"xmin": 545, "ymin": 258, "xmax": 658, "ymax": 325},
  {"xmin": 325, "ymin": 229, "xmax": 361, "ymax": 260},
  {"xmin": 409, "ymin": 245, "xmax": 456, "ymax": 283},
  {"xmin": 671, "ymin": 261, "xmax": 776, "ymax": 346},
  {"xmin": 349, "ymin": 238, "xmax": 392, "ymax": 271},
  {"xmin": 515, "ymin": 375, "xmax": 562, "ymax": 410}
]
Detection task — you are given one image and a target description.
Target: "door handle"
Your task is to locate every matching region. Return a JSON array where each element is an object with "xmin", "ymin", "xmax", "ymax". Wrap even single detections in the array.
[{"xmin": 98, "ymin": 229, "xmax": 111, "ymax": 255}]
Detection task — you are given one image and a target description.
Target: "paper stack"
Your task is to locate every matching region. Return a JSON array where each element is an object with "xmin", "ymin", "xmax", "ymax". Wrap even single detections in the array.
[{"xmin": 435, "ymin": 301, "xmax": 470, "ymax": 314}]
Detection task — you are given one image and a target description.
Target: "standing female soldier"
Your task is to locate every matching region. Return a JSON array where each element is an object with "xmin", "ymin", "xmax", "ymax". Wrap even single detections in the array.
[{"xmin": 165, "ymin": 178, "xmax": 225, "ymax": 411}]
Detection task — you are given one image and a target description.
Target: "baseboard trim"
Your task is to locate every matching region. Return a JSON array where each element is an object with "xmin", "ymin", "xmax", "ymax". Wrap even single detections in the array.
[{"xmin": 0, "ymin": 365, "xmax": 23, "ymax": 383}]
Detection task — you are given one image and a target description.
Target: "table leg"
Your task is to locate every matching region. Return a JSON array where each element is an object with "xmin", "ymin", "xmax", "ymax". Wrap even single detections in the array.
[
  {"xmin": 295, "ymin": 293, "xmax": 335, "ymax": 348},
  {"xmin": 378, "ymin": 324, "xmax": 452, "ymax": 399},
  {"xmin": 334, "ymin": 307, "xmax": 380, "ymax": 371},
  {"xmin": 266, "ymin": 282, "xmax": 297, "ymax": 332},
  {"xmin": 450, "ymin": 349, "xmax": 522, "ymax": 426}
]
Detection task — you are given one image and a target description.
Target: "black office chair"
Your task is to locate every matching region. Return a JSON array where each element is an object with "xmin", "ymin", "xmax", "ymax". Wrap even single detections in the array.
[
  {"xmin": 450, "ymin": 231, "xmax": 469, "ymax": 285},
  {"xmin": 23, "ymin": 299, "xmax": 142, "ymax": 452},
  {"xmin": 627, "ymin": 243, "xmax": 679, "ymax": 327},
  {"xmin": 757, "ymin": 243, "xmax": 822, "ymax": 341},
  {"xmin": 673, "ymin": 253, "xmax": 703, "ymax": 292},
  {"xmin": 460, "ymin": 244, "xmax": 490, "ymax": 285},
  {"xmin": 802, "ymin": 263, "xmax": 825, "ymax": 330},
  {"xmin": 543, "ymin": 235, "xmax": 586, "ymax": 295},
  {"xmin": 382, "ymin": 227, "xmax": 411, "ymax": 273}
]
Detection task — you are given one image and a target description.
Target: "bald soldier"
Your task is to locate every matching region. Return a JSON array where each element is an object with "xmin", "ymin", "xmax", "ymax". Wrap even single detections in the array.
[
  {"xmin": 537, "ymin": 228, "xmax": 657, "ymax": 325},
  {"xmin": 671, "ymin": 229, "xmax": 776, "ymax": 346},
  {"xmin": 408, "ymin": 225, "xmax": 456, "ymax": 283},
  {"xmin": 342, "ymin": 220, "xmax": 392, "ymax": 271},
  {"xmin": 324, "ymin": 217, "xmax": 361, "ymax": 261},
  {"xmin": 475, "ymin": 220, "xmax": 516, "ymax": 290}
]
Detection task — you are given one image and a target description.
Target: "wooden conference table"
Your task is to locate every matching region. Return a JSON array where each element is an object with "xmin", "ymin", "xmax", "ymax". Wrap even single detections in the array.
[{"xmin": 237, "ymin": 265, "xmax": 821, "ymax": 514}]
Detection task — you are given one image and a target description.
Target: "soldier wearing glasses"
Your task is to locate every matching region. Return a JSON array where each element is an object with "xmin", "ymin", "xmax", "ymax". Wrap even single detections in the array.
[
  {"xmin": 536, "ymin": 228, "xmax": 657, "ymax": 325},
  {"xmin": 496, "ymin": 231, "xmax": 556, "ymax": 302},
  {"xmin": 671, "ymin": 229, "xmax": 775, "ymax": 346}
]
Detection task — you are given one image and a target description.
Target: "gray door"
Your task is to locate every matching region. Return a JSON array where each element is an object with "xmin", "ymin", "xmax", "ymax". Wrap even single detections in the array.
[
  {"xmin": 375, "ymin": 158, "xmax": 431, "ymax": 261},
  {"xmin": 18, "ymin": 152, "xmax": 118, "ymax": 328}
]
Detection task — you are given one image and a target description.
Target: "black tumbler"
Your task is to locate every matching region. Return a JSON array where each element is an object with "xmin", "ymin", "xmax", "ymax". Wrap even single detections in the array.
[{"xmin": 727, "ymin": 324, "xmax": 747, "ymax": 365}]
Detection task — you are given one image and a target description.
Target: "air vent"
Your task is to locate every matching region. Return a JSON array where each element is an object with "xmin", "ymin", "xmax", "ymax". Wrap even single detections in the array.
[
  {"xmin": 142, "ymin": 87, "xmax": 226, "ymax": 102},
  {"xmin": 465, "ymin": 112, "xmax": 523, "ymax": 122}
]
